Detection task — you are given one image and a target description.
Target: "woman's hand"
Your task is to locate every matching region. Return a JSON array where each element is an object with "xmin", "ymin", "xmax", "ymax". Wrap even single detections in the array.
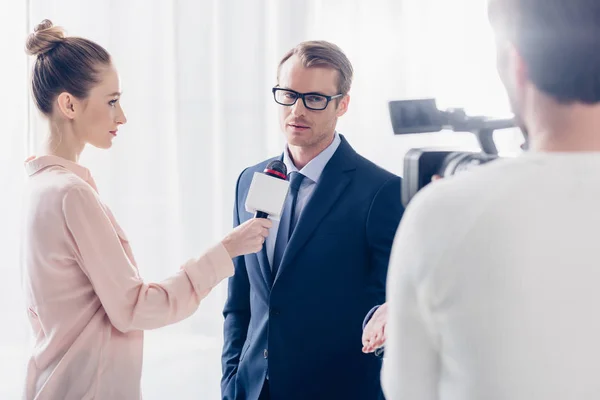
[{"xmin": 221, "ymin": 218, "xmax": 272, "ymax": 258}]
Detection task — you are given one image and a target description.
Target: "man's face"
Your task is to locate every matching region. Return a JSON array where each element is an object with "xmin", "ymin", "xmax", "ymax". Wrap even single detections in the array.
[{"xmin": 277, "ymin": 55, "xmax": 349, "ymax": 151}]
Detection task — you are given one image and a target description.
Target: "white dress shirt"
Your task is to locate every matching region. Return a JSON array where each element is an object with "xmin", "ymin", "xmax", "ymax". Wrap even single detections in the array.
[{"xmin": 383, "ymin": 152, "xmax": 600, "ymax": 400}]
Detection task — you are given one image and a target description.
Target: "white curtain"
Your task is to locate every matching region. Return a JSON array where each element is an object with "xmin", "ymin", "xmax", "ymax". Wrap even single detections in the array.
[{"xmin": 0, "ymin": 0, "xmax": 514, "ymax": 399}]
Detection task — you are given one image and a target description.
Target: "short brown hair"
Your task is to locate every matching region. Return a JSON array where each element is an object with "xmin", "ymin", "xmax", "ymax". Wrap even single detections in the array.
[
  {"xmin": 277, "ymin": 40, "xmax": 354, "ymax": 96},
  {"xmin": 25, "ymin": 19, "xmax": 111, "ymax": 115},
  {"xmin": 489, "ymin": 0, "xmax": 600, "ymax": 104}
]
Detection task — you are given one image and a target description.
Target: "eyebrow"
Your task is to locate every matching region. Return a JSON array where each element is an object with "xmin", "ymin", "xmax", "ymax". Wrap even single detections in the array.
[
  {"xmin": 280, "ymin": 87, "xmax": 329, "ymax": 96},
  {"xmin": 107, "ymin": 92, "xmax": 122, "ymax": 97}
]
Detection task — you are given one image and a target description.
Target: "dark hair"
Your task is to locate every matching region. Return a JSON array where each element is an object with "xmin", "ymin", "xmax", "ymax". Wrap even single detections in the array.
[
  {"xmin": 25, "ymin": 19, "xmax": 112, "ymax": 115},
  {"xmin": 489, "ymin": 0, "xmax": 600, "ymax": 104},
  {"xmin": 277, "ymin": 41, "xmax": 354, "ymax": 96}
]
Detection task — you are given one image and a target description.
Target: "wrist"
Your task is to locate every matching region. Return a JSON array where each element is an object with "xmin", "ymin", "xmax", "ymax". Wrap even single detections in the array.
[{"xmin": 221, "ymin": 236, "xmax": 236, "ymax": 258}]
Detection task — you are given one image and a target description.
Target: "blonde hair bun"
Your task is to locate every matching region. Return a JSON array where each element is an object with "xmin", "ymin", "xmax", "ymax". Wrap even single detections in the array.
[{"xmin": 25, "ymin": 19, "xmax": 66, "ymax": 57}]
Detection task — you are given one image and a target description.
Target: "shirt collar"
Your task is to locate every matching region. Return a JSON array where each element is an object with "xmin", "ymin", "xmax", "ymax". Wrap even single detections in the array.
[
  {"xmin": 25, "ymin": 155, "xmax": 97, "ymax": 190},
  {"xmin": 283, "ymin": 132, "xmax": 341, "ymax": 184}
]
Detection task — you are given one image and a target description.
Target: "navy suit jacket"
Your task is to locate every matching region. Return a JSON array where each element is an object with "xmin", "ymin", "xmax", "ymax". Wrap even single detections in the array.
[{"xmin": 221, "ymin": 136, "xmax": 404, "ymax": 400}]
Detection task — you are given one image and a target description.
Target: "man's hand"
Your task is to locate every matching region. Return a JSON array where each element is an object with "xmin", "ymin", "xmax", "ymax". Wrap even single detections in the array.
[{"xmin": 362, "ymin": 303, "xmax": 388, "ymax": 353}]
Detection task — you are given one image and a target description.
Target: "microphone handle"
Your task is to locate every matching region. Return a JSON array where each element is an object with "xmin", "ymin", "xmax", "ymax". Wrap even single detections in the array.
[{"xmin": 255, "ymin": 211, "xmax": 269, "ymax": 219}]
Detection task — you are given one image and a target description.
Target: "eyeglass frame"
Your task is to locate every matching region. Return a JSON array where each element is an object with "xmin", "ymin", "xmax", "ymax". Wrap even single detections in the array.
[{"xmin": 272, "ymin": 86, "xmax": 344, "ymax": 111}]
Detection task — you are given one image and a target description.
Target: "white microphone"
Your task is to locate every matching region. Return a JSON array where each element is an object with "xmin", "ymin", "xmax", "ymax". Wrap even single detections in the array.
[{"xmin": 245, "ymin": 160, "xmax": 290, "ymax": 221}]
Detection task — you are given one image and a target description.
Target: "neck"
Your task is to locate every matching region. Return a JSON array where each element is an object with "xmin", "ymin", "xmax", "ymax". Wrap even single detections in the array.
[
  {"xmin": 525, "ymin": 90, "xmax": 600, "ymax": 152},
  {"xmin": 288, "ymin": 133, "xmax": 335, "ymax": 170},
  {"xmin": 42, "ymin": 120, "xmax": 85, "ymax": 162}
]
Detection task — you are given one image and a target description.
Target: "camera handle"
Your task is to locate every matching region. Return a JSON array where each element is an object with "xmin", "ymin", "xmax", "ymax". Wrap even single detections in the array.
[{"xmin": 474, "ymin": 128, "xmax": 499, "ymax": 155}]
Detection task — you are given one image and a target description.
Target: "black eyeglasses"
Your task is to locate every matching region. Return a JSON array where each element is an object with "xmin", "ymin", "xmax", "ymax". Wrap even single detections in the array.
[{"xmin": 272, "ymin": 87, "xmax": 343, "ymax": 111}]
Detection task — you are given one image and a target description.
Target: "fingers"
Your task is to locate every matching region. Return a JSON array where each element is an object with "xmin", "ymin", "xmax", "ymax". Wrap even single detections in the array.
[
  {"xmin": 224, "ymin": 218, "xmax": 274, "ymax": 258},
  {"xmin": 255, "ymin": 228, "xmax": 268, "ymax": 253},
  {"xmin": 362, "ymin": 339, "xmax": 381, "ymax": 354},
  {"xmin": 242, "ymin": 218, "xmax": 272, "ymax": 230},
  {"xmin": 362, "ymin": 328, "xmax": 385, "ymax": 354},
  {"xmin": 231, "ymin": 218, "xmax": 273, "ymax": 256},
  {"xmin": 249, "ymin": 219, "xmax": 272, "ymax": 236},
  {"xmin": 373, "ymin": 331, "xmax": 383, "ymax": 347},
  {"xmin": 253, "ymin": 223, "xmax": 269, "ymax": 243},
  {"xmin": 362, "ymin": 330, "xmax": 375, "ymax": 352},
  {"xmin": 361, "ymin": 332, "xmax": 370, "ymax": 348},
  {"xmin": 364, "ymin": 339, "xmax": 384, "ymax": 353},
  {"xmin": 362, "ymin": 320, "xmax": 375, "ymax": 345},
  {"xmin": 255, "ymin": 218, "xmax": 273, "ymax": 229},
  {"xmin": 362, "ymin": 334, "xmax": 373, "ymax": 353},
  {"xmin": 254, "ymin": 235, "xmax": 265, "ymax": 250}
]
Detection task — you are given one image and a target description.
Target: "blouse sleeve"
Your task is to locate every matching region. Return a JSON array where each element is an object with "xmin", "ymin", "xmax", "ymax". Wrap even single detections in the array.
[{"xmin": 62, "ymin": 184, "xmax": 233, "ymax": 332}]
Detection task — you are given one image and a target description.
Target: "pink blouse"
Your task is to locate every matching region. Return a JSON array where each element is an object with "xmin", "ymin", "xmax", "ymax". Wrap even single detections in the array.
[{"xmin": 21, "ymin": 155, "xmax": 233, "ymax": 399}]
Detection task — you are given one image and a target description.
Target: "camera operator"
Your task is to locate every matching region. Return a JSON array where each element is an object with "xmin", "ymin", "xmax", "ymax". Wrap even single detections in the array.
[{"xmin": 382, "ymin": 0, "xmax": 600, "ymax": 399}]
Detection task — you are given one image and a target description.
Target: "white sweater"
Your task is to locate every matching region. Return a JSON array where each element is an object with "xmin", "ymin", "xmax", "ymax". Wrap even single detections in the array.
[{"xmin": 382, "ymin": 152, "xmax": 600, "ymax": 400}]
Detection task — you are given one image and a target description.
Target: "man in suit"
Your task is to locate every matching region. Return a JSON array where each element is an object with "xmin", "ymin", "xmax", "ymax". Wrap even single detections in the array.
[{"xmin": 221, "ymin": 40, "xmax": 404, "ymax": 400}]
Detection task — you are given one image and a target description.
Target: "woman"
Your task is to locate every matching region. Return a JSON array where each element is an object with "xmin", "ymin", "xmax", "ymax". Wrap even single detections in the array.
[{"xmin": 21, "ymin": 19, "xmax": 270, "ymax": 400}]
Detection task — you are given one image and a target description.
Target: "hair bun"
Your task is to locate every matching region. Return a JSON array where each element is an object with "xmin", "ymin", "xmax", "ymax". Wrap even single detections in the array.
[{"xmin": 25, "ymin": 19, "xmax": 66, "ymax": 57}]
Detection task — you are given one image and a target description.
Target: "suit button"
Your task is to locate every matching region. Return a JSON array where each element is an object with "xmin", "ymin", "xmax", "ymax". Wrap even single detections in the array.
[{"xmin": 264, "ymin": 349, "xmax": 268, "ymax": 358}]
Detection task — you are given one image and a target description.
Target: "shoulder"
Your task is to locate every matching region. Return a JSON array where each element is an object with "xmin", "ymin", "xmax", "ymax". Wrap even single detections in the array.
[
  {"xmin": 27, "ymin": 166, "xmax": 98, "ymax": 204},
  {"xmin": 356, "ymin": 153, "xmax": 399, "ymax": 182},
  {"xmin": 62, "ymin": 181, "xmax": 100, "ymax": 204},
  {"xmin": 338, "ymin": 136, "xmax": 400, "ymax": 190},
  {"xmin": 397, "ymin": 156, "xmax": 535, "ymax": 253},
  {"xmin": 356, "ymin": 154, "xmax": 401, "ymax": 199},
  {"xmin": 348, "ymin": 152, "xmax": 401, "ymax": 211},
  {"xmin": 389, "ymin": 155, "xmax": 545, "ymax": 289},
  {"xmin": 411, "ymin": 155, "xmax": 534, "ymax": 214},
  {"xmin": 236, "ymin": 156, "xmax": 280, "ymax": 191}
]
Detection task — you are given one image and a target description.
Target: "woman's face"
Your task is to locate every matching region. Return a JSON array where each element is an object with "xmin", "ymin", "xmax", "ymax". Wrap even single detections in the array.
[{"xmin": 70, "ymin": 64, "xmax": 127, "ymax": 149}]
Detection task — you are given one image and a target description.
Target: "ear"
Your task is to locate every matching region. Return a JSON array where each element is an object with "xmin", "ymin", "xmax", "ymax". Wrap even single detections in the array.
[
  {"xmin": 511, "ymin": 45, "xmax": 528, "ymax": 90},
  {"xmin": 336, "ymin": 94, "xmax": 350, "ymax": 117},
  {"xmin": 498, "ymin": 41, "xmax": 528, "ymax": 94},
  {"xmin": 56, "ymin": 92, "xmax": 77, "ymax": 120}
]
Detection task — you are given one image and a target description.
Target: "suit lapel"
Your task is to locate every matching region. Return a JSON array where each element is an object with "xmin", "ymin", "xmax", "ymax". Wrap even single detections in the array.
[
  {"xmin": 273, "ymin": 137, "xmax": 357, "ymax": 283},
  {"xmin": 257, "ymin": 245, "xmax": 273, "ymax": 288}
]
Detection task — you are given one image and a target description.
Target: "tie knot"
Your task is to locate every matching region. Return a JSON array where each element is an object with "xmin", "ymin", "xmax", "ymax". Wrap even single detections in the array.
[{"xmin": 288, "ymin": 171, "xmax": 305, "ymax": 191}]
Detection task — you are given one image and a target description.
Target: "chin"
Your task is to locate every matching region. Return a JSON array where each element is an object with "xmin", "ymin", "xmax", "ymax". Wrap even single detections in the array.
[
  {"xmin": 92, "ymin": 141, "xmax": 113, "ymax": 150},
  {"xmin": 285, "ymin": 131, "xmax": 311, "ymax": 144},
  {"xmin": 287, "ymin": 130, "xmax": 333, "ymax": 149},
  {"xmin": 286, "ymin": 136, "xmax": 312, "ymax": 148}
]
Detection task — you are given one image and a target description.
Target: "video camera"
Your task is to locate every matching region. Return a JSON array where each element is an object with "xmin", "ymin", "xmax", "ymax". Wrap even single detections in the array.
[{"xmin": 389, "ymin": 98, "xmax": 519, "ymax": 207}]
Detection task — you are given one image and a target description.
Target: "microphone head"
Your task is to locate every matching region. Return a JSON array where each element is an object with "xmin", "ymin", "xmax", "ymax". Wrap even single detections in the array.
[
  {"xmin": 245, "ymin": 167, "xmax": 290, "ymax": 220},
  {"xmin": 264, "ymin": 160, "xmax": 287, "ymax": 180}
]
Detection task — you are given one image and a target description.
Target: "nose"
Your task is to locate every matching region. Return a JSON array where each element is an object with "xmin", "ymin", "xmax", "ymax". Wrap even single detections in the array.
[
  {"xmin": 116, "ymin": 103, "xmax": 127, "ymax": 125},
  {"xmin": 290, "ymin": 97, "xmax": 307, "ymax": 117}
]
